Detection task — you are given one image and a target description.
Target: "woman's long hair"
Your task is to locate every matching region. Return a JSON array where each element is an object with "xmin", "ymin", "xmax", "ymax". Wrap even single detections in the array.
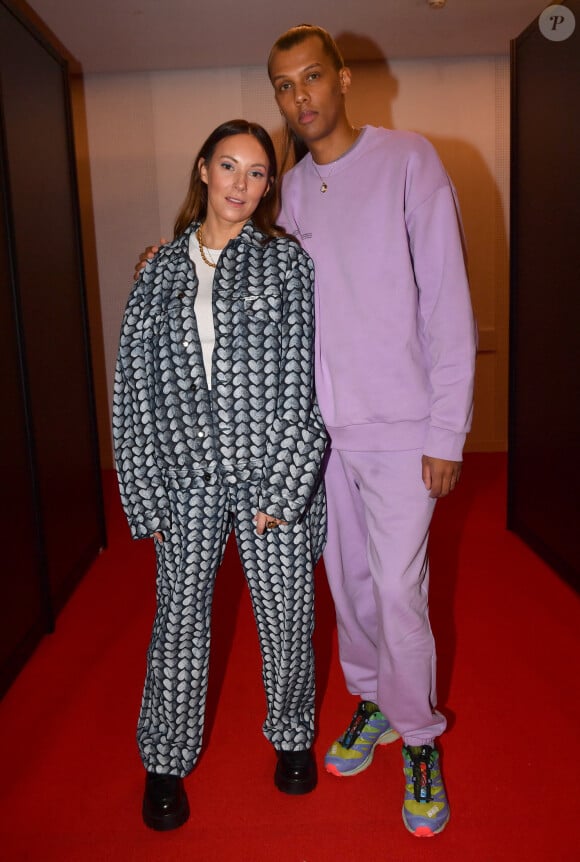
[
  {"xmin": 173, "ymin": 119, "xmax": 289, "ymax": 241},
  {"xmin": 268, "ymin": 24, "xmax": 346, "ymax": 172}
]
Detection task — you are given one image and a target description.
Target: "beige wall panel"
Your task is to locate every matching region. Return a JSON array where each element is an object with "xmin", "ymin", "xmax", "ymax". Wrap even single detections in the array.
[
  {"xmin": 150, "ymin": 69, "xmax": 243, "ymax": 238},
  {"xmin": 240, "ymin": 66, "xmax": 285, "ymax": 144},
  {"xmin": 83, "ymin": 74, "xmax": 160, "ymax": 466},
  {"xmin": 83, "ymin": 69, "xmax": 243, "ymax": 465}
]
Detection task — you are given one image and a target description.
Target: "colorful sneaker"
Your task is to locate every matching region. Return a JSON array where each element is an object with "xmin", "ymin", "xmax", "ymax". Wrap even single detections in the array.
[
  {"xmin": 402, "ymin": 744, "xmax": 450, "ymax": 837},
  {"xmin": 324, "ymin": 700, "xmax": 399, "ymax": 777}
]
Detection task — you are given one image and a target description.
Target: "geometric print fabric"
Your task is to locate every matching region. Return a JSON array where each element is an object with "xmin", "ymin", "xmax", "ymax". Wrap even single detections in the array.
[
  {"xmin": 138, "ymin": 479, "xmax": 325, "ymax": 776},
  {"xmin": 113, "ymin": 220, "xmax": 327, "ymax": 539},
  {"xmin": 112, "ymin": 220, "xmax": 328, "ymax": 775}
]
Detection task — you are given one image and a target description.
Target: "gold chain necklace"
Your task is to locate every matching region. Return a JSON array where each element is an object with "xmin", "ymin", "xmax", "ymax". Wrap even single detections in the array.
[
  {"xmin": 312, "ymin": 127, "xmax": 360, "ymax": 193},
  {"xmin": 197, "ymin": 224, "xmax": 219, "ymax": 268}
]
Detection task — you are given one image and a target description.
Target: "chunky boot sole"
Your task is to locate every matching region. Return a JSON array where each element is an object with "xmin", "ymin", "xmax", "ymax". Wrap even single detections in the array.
[
  {"xmin": 142, "ymin": 773, "xmax": 190, "ymax": 831},
  {"xmin": 274, "ymin": 751, "xmax": 317, "ymax": 795},
  {"xmin": 274, "ymin": 768, "xmax": 317, "ymax": 795},
  {"xmin": 142, "ymin": 794, "xmax": 190, "ymax": 831}
]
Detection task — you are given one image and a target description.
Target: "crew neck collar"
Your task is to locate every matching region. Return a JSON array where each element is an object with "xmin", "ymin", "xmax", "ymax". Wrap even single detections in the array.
[{"xmin": 311, "ymin": 126, "xmax": 368, "ymax": 169}]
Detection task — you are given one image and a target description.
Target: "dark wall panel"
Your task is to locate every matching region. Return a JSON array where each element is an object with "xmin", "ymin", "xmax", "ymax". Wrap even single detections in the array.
[
  {"xmin": 0, "ymin": 131, "xmax": 51, "ymax": 678},
  {"xmin": 0, "ymin": 1, "xmax": 106, "ymax": 694},
  {"xmin": 509, "ymin": 2, "xmax": 580, "ymax": 590}
]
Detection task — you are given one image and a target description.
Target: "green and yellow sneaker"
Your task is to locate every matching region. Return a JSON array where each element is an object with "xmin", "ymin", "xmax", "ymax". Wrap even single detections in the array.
[
  {"xmin": 402, "ymin": 744, "xmax": 450, "ymax": 837},
  {"xmin": 324, "ymin": 700, "xmax": 399, "ymax": 777}
]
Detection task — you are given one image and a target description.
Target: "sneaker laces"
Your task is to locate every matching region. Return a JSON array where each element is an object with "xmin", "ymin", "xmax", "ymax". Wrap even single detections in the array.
[
  {"xmin": 341, "ymin": 701, "xmax": 380, "ymax": 749},
  {"xmin": 407, "ymin": 745, "xmax": 434, "ymax": 803}
]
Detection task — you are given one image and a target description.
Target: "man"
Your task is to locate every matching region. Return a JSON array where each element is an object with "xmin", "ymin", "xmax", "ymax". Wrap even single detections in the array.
[{"xmin": 267, "ymin": 24, "xmax": 476, "ymax": 837}]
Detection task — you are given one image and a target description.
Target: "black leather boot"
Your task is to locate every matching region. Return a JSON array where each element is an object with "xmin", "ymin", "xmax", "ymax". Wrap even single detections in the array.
[
  {"xmin": 274, "ymin": 749, "xmax": 317, "ymax": 795},
  {"xmin": 142, "ymin": 771, "xmax": 190, "ymax": 831}
]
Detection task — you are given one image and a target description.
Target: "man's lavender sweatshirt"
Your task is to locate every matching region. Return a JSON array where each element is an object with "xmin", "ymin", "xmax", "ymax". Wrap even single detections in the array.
[{"xmin": 279, "ymin": 125, "xmax": 477, "ymax": 461}]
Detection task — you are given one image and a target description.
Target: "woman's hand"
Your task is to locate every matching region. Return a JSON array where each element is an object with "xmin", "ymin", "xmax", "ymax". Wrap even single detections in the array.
[
  {"xmin": 133, "ymin": 238, "xmax": 167, "ymax": 281},
  {"xmin": 254, "ymin": 511, "xmax": 287, "ymax": 535},
  {"xmin": 153, "ymin": 531, "xmax": 164, "ymax": 543}
]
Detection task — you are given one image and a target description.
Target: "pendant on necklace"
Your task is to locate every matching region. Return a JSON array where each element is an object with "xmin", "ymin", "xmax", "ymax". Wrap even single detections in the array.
[{"xmin": 320, "ymin": 181, "xmax": 328, "ymax": 193}]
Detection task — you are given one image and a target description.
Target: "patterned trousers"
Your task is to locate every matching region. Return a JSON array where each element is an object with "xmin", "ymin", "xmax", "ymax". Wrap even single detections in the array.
[{"xmin": 137, "ymin": 477, "xmax": 324, "ymax": 776}]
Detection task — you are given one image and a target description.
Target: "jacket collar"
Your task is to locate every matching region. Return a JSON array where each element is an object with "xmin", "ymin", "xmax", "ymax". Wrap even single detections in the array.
[{"xmin": 172, "ymin": 219, "xmax": 267, "ymax": 255}]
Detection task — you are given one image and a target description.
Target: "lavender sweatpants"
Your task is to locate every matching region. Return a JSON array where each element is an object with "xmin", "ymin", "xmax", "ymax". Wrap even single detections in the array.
[{"xmin": 323, "ymin": 447, "xmax": 447, "ymax": 745}]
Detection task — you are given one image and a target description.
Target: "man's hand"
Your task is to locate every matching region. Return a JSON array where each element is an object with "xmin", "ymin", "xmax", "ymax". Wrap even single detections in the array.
[
  {"xmin": 133, "ymin": 238, "xmax": 168, "ymax": 281},
  {"xmin": 421, "ymin": 455, "xmax": 462, "ymax": 499}
]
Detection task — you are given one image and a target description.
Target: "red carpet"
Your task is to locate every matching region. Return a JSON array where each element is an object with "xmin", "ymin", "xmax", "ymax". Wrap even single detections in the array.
[{"xmin": 0, "ymin": 454, "xmax": 578, "ymax": 861}]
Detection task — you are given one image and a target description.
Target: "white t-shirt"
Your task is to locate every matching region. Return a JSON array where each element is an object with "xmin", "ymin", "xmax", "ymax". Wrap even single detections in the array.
[{"xmin": 188, "ymin": 233, "xmax": 221, "ymax": 389}]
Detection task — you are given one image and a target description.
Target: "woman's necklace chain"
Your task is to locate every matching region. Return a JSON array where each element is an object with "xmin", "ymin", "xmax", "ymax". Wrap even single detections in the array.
[
  {"xmin": 197, "ymin": 224, "xmax": 219, "ymax": 268},
  {"xmin": 312, "ymin": 126, "xmax": 359, "ymax": 193}
]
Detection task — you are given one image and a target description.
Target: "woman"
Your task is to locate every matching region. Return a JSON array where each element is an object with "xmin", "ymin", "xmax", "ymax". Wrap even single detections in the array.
[{"xmin": 113, "ymin": 120, "xmax": 327, "ymax": 831}]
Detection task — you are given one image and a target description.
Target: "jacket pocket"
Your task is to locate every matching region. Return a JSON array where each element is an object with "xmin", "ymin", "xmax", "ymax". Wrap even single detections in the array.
[{"xmin": 243, "ymin": 291, "xmax": 282, "ymax": 326}]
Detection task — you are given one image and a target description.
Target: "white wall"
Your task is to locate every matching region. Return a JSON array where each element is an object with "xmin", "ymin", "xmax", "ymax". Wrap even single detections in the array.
[{"xmin": 77, "ymin": 56, "xmax": 509, "ymax": 466}]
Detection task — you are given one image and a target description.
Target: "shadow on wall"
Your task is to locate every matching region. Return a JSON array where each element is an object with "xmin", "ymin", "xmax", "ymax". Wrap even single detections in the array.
[
  {"xmin": 338, "ymin": 31, "xmax": 509, "ymax": 454},
  {"xmin": 337, "ymin": 30, "xmax": 398, "ymax": 129}
]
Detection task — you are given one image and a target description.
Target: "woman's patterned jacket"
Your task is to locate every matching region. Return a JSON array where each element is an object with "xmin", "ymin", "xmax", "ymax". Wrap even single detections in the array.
[{"xmin": 113, "ymin": 220, "xmax": 328, "ymax": 540}]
